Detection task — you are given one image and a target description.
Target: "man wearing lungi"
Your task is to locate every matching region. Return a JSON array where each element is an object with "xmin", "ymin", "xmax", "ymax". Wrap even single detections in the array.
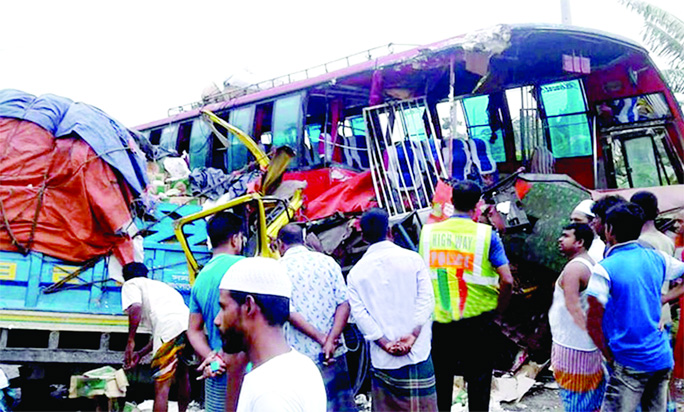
[
  {"xmin": 188, "ymin": 211, "xmax": 245, "ymax": 412},
  {"xmin": 548, "ymin": 223, "xmax": 605, "ymax": 411},
  {"xmin": 348, "ymin": 208, "xmax": 438, "ymax": 411},
  {"xmin": 587, "ymin": 203, "xmax": 684, "ymax": 411},
  {"xmin": 121, "ymin": 262, "xmax": 191, "ymax": 412}
]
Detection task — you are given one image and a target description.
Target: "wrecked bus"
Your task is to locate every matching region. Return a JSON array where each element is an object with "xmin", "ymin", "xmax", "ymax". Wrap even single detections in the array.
[{"xmin": 138, "ymin": 23, "xmax": 684, "ymax": 362}]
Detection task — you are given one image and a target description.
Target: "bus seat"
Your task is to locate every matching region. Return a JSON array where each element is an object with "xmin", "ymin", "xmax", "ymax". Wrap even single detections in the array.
[
  {"xmin": 422, "ymin": 139, "xmax": 442, "ymax": 171},
  {"xmin": 469, "ymin": 138, "xmax": 497, "ymax": 175},
  {"xmin": 340, "ymin": 134, "xmax": 370, "ymax": 170},
  {"xmin": 530, "ymin": 145, "xmax": 555, "ymax": 174},
  {"xmin": 384, "ymin": 141, "xmax": 423, "ymax": 191},
  {"xmin": 450, "ymin": 138, "xmax": 472, "ymax": 181}
]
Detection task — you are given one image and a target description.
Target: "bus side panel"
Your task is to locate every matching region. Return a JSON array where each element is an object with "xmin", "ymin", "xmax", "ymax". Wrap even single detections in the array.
[{"xmin": 555, "ymin": 156, "xmax": 594, "ymax": 188}]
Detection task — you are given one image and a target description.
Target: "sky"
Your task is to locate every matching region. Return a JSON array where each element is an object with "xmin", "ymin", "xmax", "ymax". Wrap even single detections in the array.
[{"xmin": 1, "ymin": 0, "xmax": 682, "ymax": 128}]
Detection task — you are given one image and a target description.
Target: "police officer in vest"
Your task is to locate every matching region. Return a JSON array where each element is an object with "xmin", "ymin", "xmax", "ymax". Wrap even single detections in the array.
[{"xmin": 419, "ymin": 180, "xmax": 513, "ymax": 411}]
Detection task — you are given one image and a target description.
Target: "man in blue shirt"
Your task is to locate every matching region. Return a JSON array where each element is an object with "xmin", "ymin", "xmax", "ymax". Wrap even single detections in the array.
[
  {"xmin": 586, "ymin": 203, "xmax": 684, "ymax": 411},
  {"xmin": 187, "ymin": 211, "xmax": 245, "ymax": 412}
]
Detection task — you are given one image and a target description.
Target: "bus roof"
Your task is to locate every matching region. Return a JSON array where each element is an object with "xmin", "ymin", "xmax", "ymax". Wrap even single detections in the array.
[{"xmin": 135, "ymin": 23, "xmax": 647, "ymax": 131}]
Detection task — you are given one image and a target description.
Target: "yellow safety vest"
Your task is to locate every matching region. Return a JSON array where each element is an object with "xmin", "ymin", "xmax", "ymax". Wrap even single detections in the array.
[{"xmin": 419, "ymin": 217, "xmax": 500, "ymax": 323}]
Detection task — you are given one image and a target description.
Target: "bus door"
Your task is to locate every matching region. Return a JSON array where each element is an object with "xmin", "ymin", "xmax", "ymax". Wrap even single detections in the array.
[
  {"xmin": 537, "ymin": 79, "xmax": 594, "ymax": 188},
  {"xmin": 505, "ymin": 86, "xmax": 544, "ymax": 166}
]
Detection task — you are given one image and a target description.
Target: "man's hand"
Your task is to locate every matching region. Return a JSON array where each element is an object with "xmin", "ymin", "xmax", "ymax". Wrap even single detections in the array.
[
  {"xmin": 390, "ymin": 334, "xmax": 417, "ymax": 356},
  {"xmin": 197, "ymin": 351, "xmax": 227, "ymax": 380},
  {"xmin": 123, "ymin": 342, "xmax": 136, "ymax": 370},
  {"xmin": 322, "ymin": 335, "xmax": 340, "ymax": 365},
  {"xmin": 375, "ymin": 337, "xmax": 394, "ymax": 354},
  {"xmin": 125, "ymin": 352, "xmax": 141, "ymax": 370}
]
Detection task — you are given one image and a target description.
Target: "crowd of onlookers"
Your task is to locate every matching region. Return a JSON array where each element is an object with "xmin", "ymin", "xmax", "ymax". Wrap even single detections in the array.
[
  {"xmin": 119, "ymin": 180, "xmax": 684, "ymax": 412},
  {"xmin": 551, "ymin": 192, "xmax": 684, "ymax": 412}
]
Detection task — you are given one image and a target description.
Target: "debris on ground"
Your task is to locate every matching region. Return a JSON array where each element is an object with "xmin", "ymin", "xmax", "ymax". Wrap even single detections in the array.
[
  {"xmin": 500, "ymin": 367, "xmax": 562, "ymax": 412},
  {"xmin": 492, "ymin": 360, "xmax": 545, "ymax": 404},
  {"xmin": 69, "ymin": 366, "xmax": 129, "ymax": 399}
]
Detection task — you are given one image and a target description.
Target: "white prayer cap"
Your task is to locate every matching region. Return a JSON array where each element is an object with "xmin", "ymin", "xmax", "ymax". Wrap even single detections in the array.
[
  {"xmin": 573, "ymin": 199, "xmax": 595, "ymax": 218},
  {"xmin": 219, "ymin": 257, "xmax": 291, "ymax": 298}
]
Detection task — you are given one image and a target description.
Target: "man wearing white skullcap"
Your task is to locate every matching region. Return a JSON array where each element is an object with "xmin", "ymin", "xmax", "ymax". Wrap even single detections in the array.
[
  {"xmin": 570, "ymin": 199, "xmax": 606, "ymax": 262},
  {"xmin": 570, "ymin": 199, "xmax": 595, "ymax": 225},
  {"xmin": 214, "ymin": 257, "xmax": 326, "ymax": 412}
]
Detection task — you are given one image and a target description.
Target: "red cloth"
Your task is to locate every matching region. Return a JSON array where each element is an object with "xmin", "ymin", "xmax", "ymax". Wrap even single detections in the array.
[
  {"xmin": 303, "ymin": 170, "xmax": 376, "ymax": 220},
  {"xmin": 283, "ymin": 167, "xmax": 358, "ymax": 205},
  {"xmin": 0, "ymin": 118, "xmax": 134, "ymax": 264},
  {"xmin": 427, "ymin": 180, "xmax": 453, "ymax": 223}
]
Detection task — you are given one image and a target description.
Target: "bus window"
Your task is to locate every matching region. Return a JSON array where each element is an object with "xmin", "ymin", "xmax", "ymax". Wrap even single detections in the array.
[
  {"xmin": 337, "ymin": 115, "xmax": 369, "ymax": 170},
  {"xmin": 539, "ymin": 80, "xmax": 592, "ymax": 158},
  {"xmin": 149, "ymin": 129, "xmax": 163, "ymax": 146},
  {"xmin": 254, "ymin": 102, "xmax": 274, "ymax": 153},
  {"xmin": 462, "ymin": 95, "xmax": 506, "ymax": 162},
  {"xmin": 159, "ymin": 124, "xmax": 179, "ymax": 154},
  {"xmin": 403, "ymin": 107, "xmax": 428, "ymax": 141},
  {"xmin": 350, "ymin": 116, "xmax": 365, "ymax": 136},
  {"xmin": 177, "ymin": 122, "xmax": 192, "ymax": 155},
  {"xmin": 653, "ymin": 133, "xmax": 679, "ymax": 185},
  {"xmin": 228, "ymin": 106, "xmax": 255, "ymax": 172},
  {"xmin": 624, "ymin": 137, "xmax": 659, "ymax": 187},
  {"xmin": 272, "ymin": 94, "xmax": 303, "ymax": 166},
  {"xmin": 189, "ymin": 118, "xmax": 212, "ymax": 170},
  {"xmin": 436, "ymin": 100, "xmax": 468, "ymax": 140},
  {"xmin": 376, "ymin": 106, "xmax": 424, "ymax": 146},
  {"xmin": 303, "ymin": 95, "xmax": 332, "ymax": 167}
]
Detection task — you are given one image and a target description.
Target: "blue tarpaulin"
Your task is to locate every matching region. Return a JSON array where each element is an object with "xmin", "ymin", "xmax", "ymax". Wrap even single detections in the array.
[{"xmin": 0, "ymin": 89, "xmax": 148, "ymax": 194}]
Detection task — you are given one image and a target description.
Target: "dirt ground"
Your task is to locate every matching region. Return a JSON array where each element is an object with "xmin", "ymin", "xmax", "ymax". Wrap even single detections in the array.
[
  {"xmin": 498, "ymin": 383, "xmax": 563, "ymax": 412},
  {"xmin": 498, "ymin": 374, "xmax": 684, "ymax": 412}
]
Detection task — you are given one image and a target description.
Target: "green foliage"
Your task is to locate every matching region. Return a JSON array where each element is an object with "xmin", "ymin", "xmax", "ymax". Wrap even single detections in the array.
[{"xmin": 618, "ymin": 0, "xmax": 684, "ymax": 92}]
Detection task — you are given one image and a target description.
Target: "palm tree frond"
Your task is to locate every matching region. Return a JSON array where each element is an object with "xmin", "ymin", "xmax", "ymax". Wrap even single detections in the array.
[
  {"xmin": 663, "ymin": 69, "xmax": 684, "ymax": 93},
  {"xmin": 618, "ymin": 0, "xmax": 684, "ymax": 42},
  {"xmin": 642, "ymin": 21, "xmax": 684, "ymax": 68}
]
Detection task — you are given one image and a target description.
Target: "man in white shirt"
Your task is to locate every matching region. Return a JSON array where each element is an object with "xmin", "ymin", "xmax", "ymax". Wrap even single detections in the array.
[
  {"xmin": 121, "ymin": 263, "xmax": 190, "ymax": 412},
  {"xmin": 215, "ymin": 257, "xmax": 326, "ymax": 412},
  {"xmin": 570, "ymin": 199, "xmax": 606, "ymax": 262},
  {"xmin": 347, "ymin": 208, "xmax": 437, "ymax": 411}
]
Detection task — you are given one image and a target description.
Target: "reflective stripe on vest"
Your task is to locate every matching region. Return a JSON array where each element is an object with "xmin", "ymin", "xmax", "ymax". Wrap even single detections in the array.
[{"xmin": 420, "ymin": 217, "xmax": 499, "ymax": 321}]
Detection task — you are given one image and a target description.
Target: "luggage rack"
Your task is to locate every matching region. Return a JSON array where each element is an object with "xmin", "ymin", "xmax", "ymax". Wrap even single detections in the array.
[{"xmin": 168, "ymin": 43, "xmax": 418, "ymax": 116}]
